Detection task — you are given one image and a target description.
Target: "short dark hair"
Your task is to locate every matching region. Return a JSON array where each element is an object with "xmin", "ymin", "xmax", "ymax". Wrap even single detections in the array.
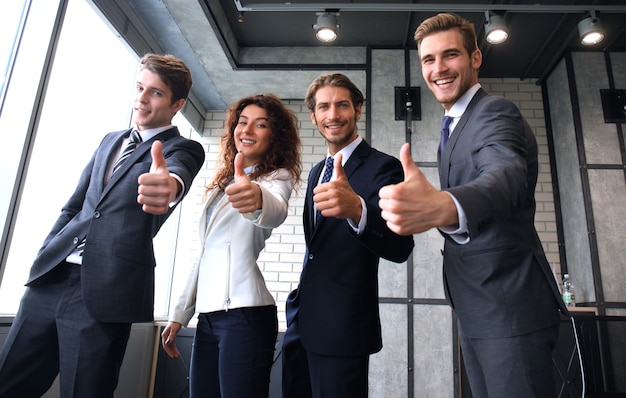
[
  {"xmin": 139, "ymin": 53, "xmax": 192, "ymax": 103},
  {"xmin": 304, "ymin": 73, "xmax": 364, "ymax": 113},
  {"xmin": 414, "ymin": 13, "xmax": 478, "ymax": 58}
]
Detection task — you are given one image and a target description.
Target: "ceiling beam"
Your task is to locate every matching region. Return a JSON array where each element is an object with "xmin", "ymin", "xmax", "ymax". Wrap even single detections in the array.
[{"xmin": 233, "ymin": 1, "xmax": 626, "ymax": 14}]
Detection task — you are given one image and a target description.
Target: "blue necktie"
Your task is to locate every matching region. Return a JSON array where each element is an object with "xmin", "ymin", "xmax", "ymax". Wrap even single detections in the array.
[
  {"xmin": 315, "ymin": 156, "xmax": 334, "ymax": 221},
  {"xmin": 440, "ymin": 116, "xmax": 453, "ymax": 153}
]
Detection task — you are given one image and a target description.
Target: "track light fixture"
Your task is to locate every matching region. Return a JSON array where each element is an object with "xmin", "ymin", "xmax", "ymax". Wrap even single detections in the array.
[
  {"xmin": 484, "ymin": 12, "xmax": 508, "ymax": 45},
  {"xmin": 314, "ymin": 12, "xmax": 339, "ymax": 43},
  {"xmin": 578, "ymin": 11, "xmax": 605, "ymax": 46}
]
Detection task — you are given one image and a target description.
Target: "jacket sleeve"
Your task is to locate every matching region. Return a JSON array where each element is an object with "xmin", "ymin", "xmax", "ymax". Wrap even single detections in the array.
[
  {"xmin": 354, "ymin": 154, "xmax": 415, "ymax": 263},
  {"xmin": 445, "ymin": 96, "xmax": 531, "ymax": 239},
  {"xmin": 242, "ymin": 169, "xmax": 294, "ymax": 228}
]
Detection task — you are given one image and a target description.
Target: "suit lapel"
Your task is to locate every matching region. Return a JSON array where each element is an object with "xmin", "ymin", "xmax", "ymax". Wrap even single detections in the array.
[
  {"xmin": 200, "ymin": 188, "xmax": 227, "ymax": 240},
  {"xmin": 98, "ymin": 129, "xmax": 129, "ymax": 193},
  {"xmin": 305, "ymin": 161, "xmax": 324, "ymax": 240},
  {"xmin": 307, "ymin": 140, "xmax": 369, "ymax": 239},
  {"xmin": 103, "ymin": 127, "xmax": 180, "ymax": 197},
  {"xmin": 439, "ymin": 89, "xmax": 487, "ymax": 189}
]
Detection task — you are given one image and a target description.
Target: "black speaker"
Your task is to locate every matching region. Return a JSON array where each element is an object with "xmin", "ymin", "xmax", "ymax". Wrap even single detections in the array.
[
  {"xmin": 394, "ymin": 86, "xmax": 421, "ymax": 121},
  {"xmin": 600, "ymin": 89, "xmax": 626, "ymax": 123}
]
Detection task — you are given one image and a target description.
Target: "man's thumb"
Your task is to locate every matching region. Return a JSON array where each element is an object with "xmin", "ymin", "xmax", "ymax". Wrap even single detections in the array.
[
  {"xmin": 333, "ymin": 153, "xmax": 346, "ymax": 179},
  {"xmin": 399, "ymin": 143, "xmax": 419, "ymax": 181},
  {"xmin": 149, "ymin": 141, "xmax": 168, "ymax": 174}
]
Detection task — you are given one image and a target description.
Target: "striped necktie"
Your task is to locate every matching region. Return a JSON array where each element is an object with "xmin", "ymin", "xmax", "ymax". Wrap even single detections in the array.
[{"xmin": 112, "ymin": 129, "xmax": 142, "ymax": 174}]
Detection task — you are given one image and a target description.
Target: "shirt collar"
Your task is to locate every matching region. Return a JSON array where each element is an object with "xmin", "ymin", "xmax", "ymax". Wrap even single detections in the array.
[
  {"xmin": 133, "ymin": 124, "xmax": 173, "ymax": 142},
  {"xmin": 446, "ymin": 83, "xmax": 481, "ymax": 119},
  {"xmin": 327, "ymin": 134, "xmax": 363, "ymax": 166}
]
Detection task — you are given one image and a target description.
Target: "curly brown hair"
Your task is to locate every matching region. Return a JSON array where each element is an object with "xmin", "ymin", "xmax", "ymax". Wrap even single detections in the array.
[{"xmin": 209, "ymin": 94, "xmax": 302, "ymax": 191}]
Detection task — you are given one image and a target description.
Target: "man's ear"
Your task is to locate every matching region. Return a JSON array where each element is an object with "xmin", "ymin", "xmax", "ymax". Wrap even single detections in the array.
[
  {"xmin": 172, "ymin": 98, "xmax": 186, "ymax": 114},
  {"xmin": 354, "ymin": 103, "xmax": 363, "ymax": 121},
  {"xmin": 310, "ymin": 112, "xmax": 318, "ymax": 125},
  {"xmin": 471, "ymin": 49, "xmax": 483, "ymax": 70}
]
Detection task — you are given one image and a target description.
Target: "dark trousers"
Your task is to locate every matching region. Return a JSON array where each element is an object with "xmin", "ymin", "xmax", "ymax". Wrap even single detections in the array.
[
  {"xmin": 0, "ymin": 263, "xmax": 131, "ymax": 398},
  {"xmin": 281, "ymin": 317, "xmax": 369, "ymax": 398},
  {"xmin": 189, "ymin": 305, "xmax": 278, "ymax": 398},
  {"xmin": 460, "ymin": 323, "xmax": 559, "ymax": 398}
]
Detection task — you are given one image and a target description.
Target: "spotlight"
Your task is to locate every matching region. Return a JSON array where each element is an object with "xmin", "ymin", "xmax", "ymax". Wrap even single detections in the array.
[
  {"xmin": 578, "ymin": 11, "xmax": 604, "ymax": 45},
  {"xmin": 484, "ymin": 12, "xmax": 508, "ymax": 45},
  {"xmin": 314, "ymin": 12, "xmax": 339, "ymax": 43}
]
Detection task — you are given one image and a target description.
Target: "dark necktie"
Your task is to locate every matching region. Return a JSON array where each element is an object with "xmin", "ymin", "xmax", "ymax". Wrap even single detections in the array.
[
  {"xmin": 440, "ymin": 116, "xmax": 453, "ymax": 153},
  {"xmin": 112, "ymin": 129, "xmax": 142, "ymax": 174},
  {"xmin": 315, "ymin": 156, "xmax": 334, "ymax": 221}
]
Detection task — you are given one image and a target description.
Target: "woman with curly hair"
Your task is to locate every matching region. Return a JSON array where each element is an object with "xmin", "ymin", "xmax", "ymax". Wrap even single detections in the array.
[{"xmin": 162, "ymin": 93, "xmax": 301, "ymax": 398}]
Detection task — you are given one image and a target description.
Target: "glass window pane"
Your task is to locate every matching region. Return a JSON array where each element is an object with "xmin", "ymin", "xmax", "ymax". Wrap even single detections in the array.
[
  {"xmin": 0, "ymin": 0, "xmax": 59, "ymax": 238},
  {"xmin": 0, "ymin": 0, "xmax": 137, "ymax": 314}
]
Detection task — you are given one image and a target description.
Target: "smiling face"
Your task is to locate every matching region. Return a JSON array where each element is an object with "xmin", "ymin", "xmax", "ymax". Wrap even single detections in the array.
[
  {"xmin": 234, "ymin": 104, "xmax": 272, "ymax": 167},
  {"xmin": 310, "ymin": 85, "xmax": 362, "ymax": 155},
  {"xmin": 419, "ymin": 28, "xmax": 482, "ymax": 111},
  {"xmin": 133, "ymin": 69, "xmax": 185, "ymax": 131}
]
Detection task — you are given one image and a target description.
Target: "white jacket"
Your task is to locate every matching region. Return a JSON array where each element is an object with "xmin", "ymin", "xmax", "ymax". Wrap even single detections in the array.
[{"xmin": 169, "ymin": 169, "xmax": 294, "ymax": 326}]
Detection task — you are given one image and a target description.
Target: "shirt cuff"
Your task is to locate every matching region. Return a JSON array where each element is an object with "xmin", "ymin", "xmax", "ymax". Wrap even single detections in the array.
[
  {"xmin": 169, "ymin": 173, "xmax": 185, "ymax": 207},
  {"xmin": 347, "ymin": 196, "xmax": 367, "ymax": 235},
  {"xmin": 439, "ymin": 191, "xmax": 470, "ymax": 244}
]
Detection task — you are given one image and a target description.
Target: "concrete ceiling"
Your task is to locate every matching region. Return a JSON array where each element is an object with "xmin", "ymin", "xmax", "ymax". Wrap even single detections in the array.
[{"xmin": 94, "ymin": 0, "xmax": 626, "ymax": 113}]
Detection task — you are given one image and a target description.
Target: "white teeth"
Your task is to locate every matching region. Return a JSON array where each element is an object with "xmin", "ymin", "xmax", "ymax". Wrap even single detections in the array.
[
  {"xmin": 241, "ymin": 139, "xmax": 255, "ymax": 144},
  {"xmin": 435, "ymin": 78, "xmax": 454, "ymax": 85}
]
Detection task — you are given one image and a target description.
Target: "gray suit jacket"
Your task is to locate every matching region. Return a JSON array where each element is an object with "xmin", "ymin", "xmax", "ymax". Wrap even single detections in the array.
[
  {"xmin": 439, "ymin": 88, "xmax": 568, "ymax": 339},
  {"xmin": 26, "ymin": 127, "xmax": 204, "ymax": 323}
]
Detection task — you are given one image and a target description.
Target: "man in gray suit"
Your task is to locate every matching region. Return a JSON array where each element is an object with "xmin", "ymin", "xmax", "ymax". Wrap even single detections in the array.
[
  {"xmin": 379, "ymin": 13, "xmax": 569, "ymax": 398},
  {"xmin": 0, "ymin": 53, "xmax": 205, "ymax": 397}
]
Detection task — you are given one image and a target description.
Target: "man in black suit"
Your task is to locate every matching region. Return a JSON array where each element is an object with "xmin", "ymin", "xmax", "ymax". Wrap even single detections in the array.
[
  {"xmin": 282, "ymin": 73, "xmax": 414, "ymax": 398},
  {"xmin": 379, "ymin": 13, "xmax": 569, "ymax": 397},
  {"xmin": 0, "ymin": 53, "xmax": 205, "ymax": 397}
]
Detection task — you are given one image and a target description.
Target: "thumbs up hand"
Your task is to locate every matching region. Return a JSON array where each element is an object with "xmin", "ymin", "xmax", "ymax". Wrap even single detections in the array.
[
  {"xmin": 137, "ymin": 140, "xmax": 180, "ymax": 214},
  {"xmin": 378, "ymin": 143, "xmax": 457, "ymax": 235},
  {"xmin": 225, "ymin": 152, "xmax": 263, "ymax": 213},
  {"xmin": 313, "ymin": 153, "xmax": 362, "ymax": 222}
]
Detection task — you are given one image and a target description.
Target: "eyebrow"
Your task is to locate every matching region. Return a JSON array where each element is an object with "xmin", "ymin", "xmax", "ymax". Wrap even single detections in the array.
[
  {"xmin": 239, "ymin": 115, "xmax": 269, "ymax": 122},
  {"xmin": 136, "ymin": 81, "xmax": 167, "ymax": 91},
  {"xmin": 317, "ymin": 99, "xmax": 351, "ymax": 106}
]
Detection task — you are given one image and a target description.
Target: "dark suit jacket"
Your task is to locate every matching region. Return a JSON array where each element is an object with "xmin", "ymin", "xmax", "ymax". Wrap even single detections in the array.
[
  {"xmin": 439, "ymin": 88, "xmax": 568, "ymax": 339},
  {"xmin": 286, "ymin": 140, "xmax": 414, "ymax": 357},
  {"xmin": 26, "ymin": 127, "xmax": 204, "ymax": 323}
]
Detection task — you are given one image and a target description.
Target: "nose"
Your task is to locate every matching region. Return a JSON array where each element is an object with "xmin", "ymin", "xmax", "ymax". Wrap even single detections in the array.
[
  {"xmin": 136, "ymin": 89, "xmax": 148, "ymax": 103},
  {"xmin": 240, "ymin": 122, "xmax": 251, "ymax": 134},
  {"xmin": 328, "ymin": 104, "xmax": 339, "ymax": 119},
  {"xmin": 433, "ymin": 56, "xmax": 448, "ymax": 73}
]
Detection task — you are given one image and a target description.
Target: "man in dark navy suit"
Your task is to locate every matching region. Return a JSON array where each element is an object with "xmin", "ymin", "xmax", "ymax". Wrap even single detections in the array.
[{"xmin": 282, "ymin": 73, "xmax": 414, "ymax": 398}]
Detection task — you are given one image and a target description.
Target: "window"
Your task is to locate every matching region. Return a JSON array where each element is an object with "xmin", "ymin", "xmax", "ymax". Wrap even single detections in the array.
[{"xmin": 0, "ymin": 0, "xmax": 202, "ymax": 318}]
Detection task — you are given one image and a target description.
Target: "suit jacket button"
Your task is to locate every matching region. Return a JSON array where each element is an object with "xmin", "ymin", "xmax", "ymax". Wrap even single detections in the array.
[
  {"xmin": 94, "ymin": 211, "xmax": 101, "ymax": 219},
  {"xmin": 308, "ymin": 254, "xmax": 314, "ymax": 260},
  {"xmin": 73, "ymin": 237, "xmax": 79, "ymax": 244}
]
